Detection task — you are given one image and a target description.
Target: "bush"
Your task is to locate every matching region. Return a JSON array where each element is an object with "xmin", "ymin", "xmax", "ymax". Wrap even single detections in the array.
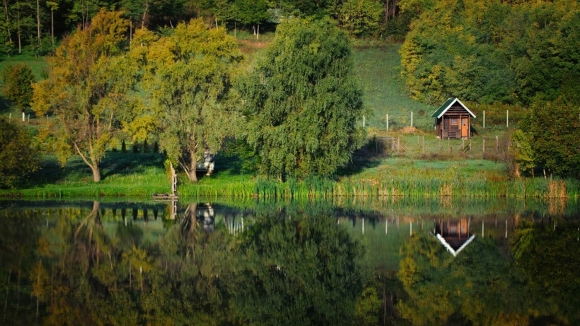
[{"xmin": 0, "ymin": 118, "xmax": 40, "ymax": 188}]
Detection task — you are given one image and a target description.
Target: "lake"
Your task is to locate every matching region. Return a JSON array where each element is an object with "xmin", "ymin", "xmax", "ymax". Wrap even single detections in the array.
[{"xmin": 1, "ymin": 197, "xmax": 579, "ymax": 325}]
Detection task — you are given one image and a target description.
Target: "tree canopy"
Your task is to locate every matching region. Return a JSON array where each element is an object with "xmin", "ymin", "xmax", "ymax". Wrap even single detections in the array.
[
  {"xmin": 240, "ymin": 18, "xmax": 366, "ymax": 180},
  {"xmin": 2, "ymin": 63, "xmax": 35, "ymax": 113}
]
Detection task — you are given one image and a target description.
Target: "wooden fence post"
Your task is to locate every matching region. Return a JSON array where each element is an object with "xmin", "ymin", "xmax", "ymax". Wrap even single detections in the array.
[{"xmin": 496, "ymin": 136, "xmax": 499, "ymax": 153}]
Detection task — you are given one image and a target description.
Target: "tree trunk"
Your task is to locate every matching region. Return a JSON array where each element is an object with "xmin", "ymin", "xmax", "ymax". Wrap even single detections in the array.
[
  {"xmin": 51, "ymin": 9, "xmax": 54, "ymax": 47},
  {"xmin": 91, "ymin": 166, "xmax": 101, "ymax": 182},
  {"xmin": 3, "ymin": 0, "xmax": 11, "ymax": 43},
  {"xmin": 141, "ymin": 0, "xmax": 149, "ymax": 29},
  {"xmin": 36, "ymin": 0, "xmax": 40, "ymax": 46},
  {"xmin": 186, "ymin": 149, "xmax": 198, "ymax": 182}
]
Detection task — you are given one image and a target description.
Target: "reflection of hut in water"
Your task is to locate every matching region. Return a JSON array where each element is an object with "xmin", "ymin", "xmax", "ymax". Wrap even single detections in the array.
[{"xmin": 434, "ymin": 218, "xmax": 475, "ymax": 257}]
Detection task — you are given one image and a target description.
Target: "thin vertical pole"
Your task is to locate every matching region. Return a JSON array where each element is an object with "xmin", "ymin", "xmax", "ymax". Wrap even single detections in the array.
[
  {"xmin": 506, "ymin": 110, "xmax": 509, "ymax": 128},
  {"xmin": 411, "ymin": 112, "xmax": 413, "ymax": 127},
  {"xmin": 397, "ymin": 137, "xmax": 400, "ymax": 154},
  {"xmin": 483, "ymin": 110, "xmax": 485, "ymax": 128},
  {"xmin": 386, "ymin": 114, "xmax": 389, "ymax": 131},
  {"xmin": 496, "ymin": 136, "xmax": 499, "ymax": 153},
  {"xmin": 363, "ymin": 116, "xmax": 365, "ymax": 128}
]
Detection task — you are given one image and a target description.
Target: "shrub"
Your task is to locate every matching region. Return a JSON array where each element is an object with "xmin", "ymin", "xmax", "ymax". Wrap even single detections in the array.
[{"xmin": 0, "ymin": 118, "xmax": 40, "ymax": 188}]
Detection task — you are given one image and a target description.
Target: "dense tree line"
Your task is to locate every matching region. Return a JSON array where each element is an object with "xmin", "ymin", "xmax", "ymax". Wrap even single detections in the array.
[
  {"xmin": 0, "ymin": 0, "xmax": 407, "ymax": 56},
  {"xmin": 400, "ymin": 0, "xmax": 580, "ymax": 106}
]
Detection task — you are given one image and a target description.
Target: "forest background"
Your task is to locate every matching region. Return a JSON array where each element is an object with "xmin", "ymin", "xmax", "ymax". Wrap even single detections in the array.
[{"xmin": 0, "ymin": 0, "xmax": 579, "ymax": 198}]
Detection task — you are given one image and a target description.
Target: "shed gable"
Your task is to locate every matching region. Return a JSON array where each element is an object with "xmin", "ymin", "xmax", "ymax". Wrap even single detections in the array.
[{"xmin": 431, "ymin": 98, "xmax": 476, "ymax": 119}]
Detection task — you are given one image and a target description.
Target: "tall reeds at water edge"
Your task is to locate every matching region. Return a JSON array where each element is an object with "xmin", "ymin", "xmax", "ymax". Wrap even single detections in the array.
[{"xmin": 183, "ymin": 177, "xmax": 580, "ymax": 199}]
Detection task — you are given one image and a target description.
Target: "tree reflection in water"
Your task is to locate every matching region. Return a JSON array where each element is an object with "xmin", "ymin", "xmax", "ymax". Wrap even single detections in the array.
[{"xmin": 1, "ymin": 200, "xmax": 579, "ymax": 325}]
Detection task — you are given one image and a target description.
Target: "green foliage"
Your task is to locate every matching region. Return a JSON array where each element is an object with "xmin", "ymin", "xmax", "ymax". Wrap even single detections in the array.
[
  {"xmin": 241, "ymin": 18, "xmax": 366, "ymax": 180},
  {"xmin": 0, "ymin": 117, "xmax": 40, "ymax": 188},
  {"xmin": 508, "ymin": 129, "xmax": 535, "ymax": 177},
  {"xmin": 399, "ymin": 0, "xmax": 580, "ymax": 106},
  {"xmin": 336, "ymin": 0, "xmax": 384, "ymax": 37},
  {"xmin": 521, "ymin": 97, "xmax": 580, "ymax": 178},
  {"xmin": 131, "ymin": 19, "xmax": 244, "ymax": 183},
  {"xmin": 2, "ymin": 63, "xmax": 35, "ymax": 112}
]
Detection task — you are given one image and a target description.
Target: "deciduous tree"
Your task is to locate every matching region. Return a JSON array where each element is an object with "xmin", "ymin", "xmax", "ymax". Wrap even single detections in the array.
[
  {"xmin": 240, "ymin": 18, "xmax": 366, "ymax": 180},
  {"xmin": 31, "ymin": 9, "xmax": 132, "ymax": 182},
  {"xmin": 133, "ymin": 19, "xmax": 244, "ymax": 182}
]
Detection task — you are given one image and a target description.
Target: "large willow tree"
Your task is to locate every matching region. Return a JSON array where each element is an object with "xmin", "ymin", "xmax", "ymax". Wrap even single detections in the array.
[
  {"xmin": 32, "ymin": 10, "xmax": 133, "ymax": 182},
  {"xmin": 240, "ymin": 18, "xmax": 366, "ymax": 180},
  {"xmin": 132, "ymin": 19, "xmax": 243, "ymax": 182}
]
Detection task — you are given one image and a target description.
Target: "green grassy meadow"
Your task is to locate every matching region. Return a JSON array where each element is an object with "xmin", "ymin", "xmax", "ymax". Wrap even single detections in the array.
[{"xmin": 1, "ymin": 41, "xmax": 577, "ymax": 199}]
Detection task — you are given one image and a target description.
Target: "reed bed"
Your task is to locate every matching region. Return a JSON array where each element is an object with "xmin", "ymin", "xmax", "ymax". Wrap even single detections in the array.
[{"xmin": 177, "ymin": 175, "xmax": 580, "ymax": 200}]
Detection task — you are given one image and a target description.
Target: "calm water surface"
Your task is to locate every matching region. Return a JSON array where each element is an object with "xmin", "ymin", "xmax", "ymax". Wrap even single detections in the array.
[{"xmin": 1, "ymin": 197, "xmax": 579, "ymax": 325}]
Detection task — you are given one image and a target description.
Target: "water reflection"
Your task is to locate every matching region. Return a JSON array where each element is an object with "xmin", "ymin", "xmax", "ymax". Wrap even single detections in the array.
[{"xmin": 0, "ymin": 198, "xmax": 578, "ymax": 325}]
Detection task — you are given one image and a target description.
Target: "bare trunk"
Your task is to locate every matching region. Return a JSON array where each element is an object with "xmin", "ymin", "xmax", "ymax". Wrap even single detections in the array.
[
  {"xmin": 3, "ymin": 0, "xmax": 11, "ymax": 43},
  {"xmin": 51, "ymin": 9, "xmax": 54, "ymax": 47},
  {"xmin": 16, "ymin": 10, "xmax": 21, "ymax": 54},
  {"xmin": 141, "ymin": 0, "xmax": 149, "ymax": 29},
  {"xmin": 36, "ymin": 0, "xmax": 40, "ymax": 46},
  {"xmin": 186, "ymin": 149, "xmax": 198, "ymax": 182},
  {"xmin": 91, "ymin": 167, "xmax": 101, "ymax": 182}
]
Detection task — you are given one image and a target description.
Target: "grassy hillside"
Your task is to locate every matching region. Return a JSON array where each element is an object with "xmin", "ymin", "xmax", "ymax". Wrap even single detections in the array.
[{"xmin": 353, "ymin": 45, "xmax": 435, "ymax": 131}]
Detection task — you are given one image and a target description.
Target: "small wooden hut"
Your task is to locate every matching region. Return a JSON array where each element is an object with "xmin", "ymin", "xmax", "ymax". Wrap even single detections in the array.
[{"xmin": 431, "ymin": 98, "xmax": 476, "ymax": 139}]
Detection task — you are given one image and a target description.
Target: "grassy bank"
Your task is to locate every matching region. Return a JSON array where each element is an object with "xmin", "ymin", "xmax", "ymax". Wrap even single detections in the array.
[{"xmin": 2, "ymin": 152, "xmax": 578, "ymax": 200}]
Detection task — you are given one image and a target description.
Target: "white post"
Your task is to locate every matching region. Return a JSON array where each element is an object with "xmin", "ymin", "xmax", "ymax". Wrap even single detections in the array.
[
  {"xmin": 410, "ymin": 221, "xmax": 412, "ymax": 236},
  {"xmin": 386, "ymin": 114, "xmax": 389, "ymax": 131},
  {"xmin": 385, "ymin": 219, "xmax": 388, "ymax": 235},
  {"xmin": 482, "ymin": 220, "xmax": 484, "ymax": 238},
  {"xmin": 505, "ymin": 220, "xmax": 508, "ymax": 238},
  {"xmin": 22, "ymin": 111, "xmax": 25, "ymax": 122},
  {"xmin": 506, "ymin": 110, "xmax": 509, "ymax": 128},
  {"xmin": 362, "ymin": 218, "xmax": 365, "ymax": 234},
  {"xmin": 363, "ymin": 116, "xmax": 366, "ymax": 128}
]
